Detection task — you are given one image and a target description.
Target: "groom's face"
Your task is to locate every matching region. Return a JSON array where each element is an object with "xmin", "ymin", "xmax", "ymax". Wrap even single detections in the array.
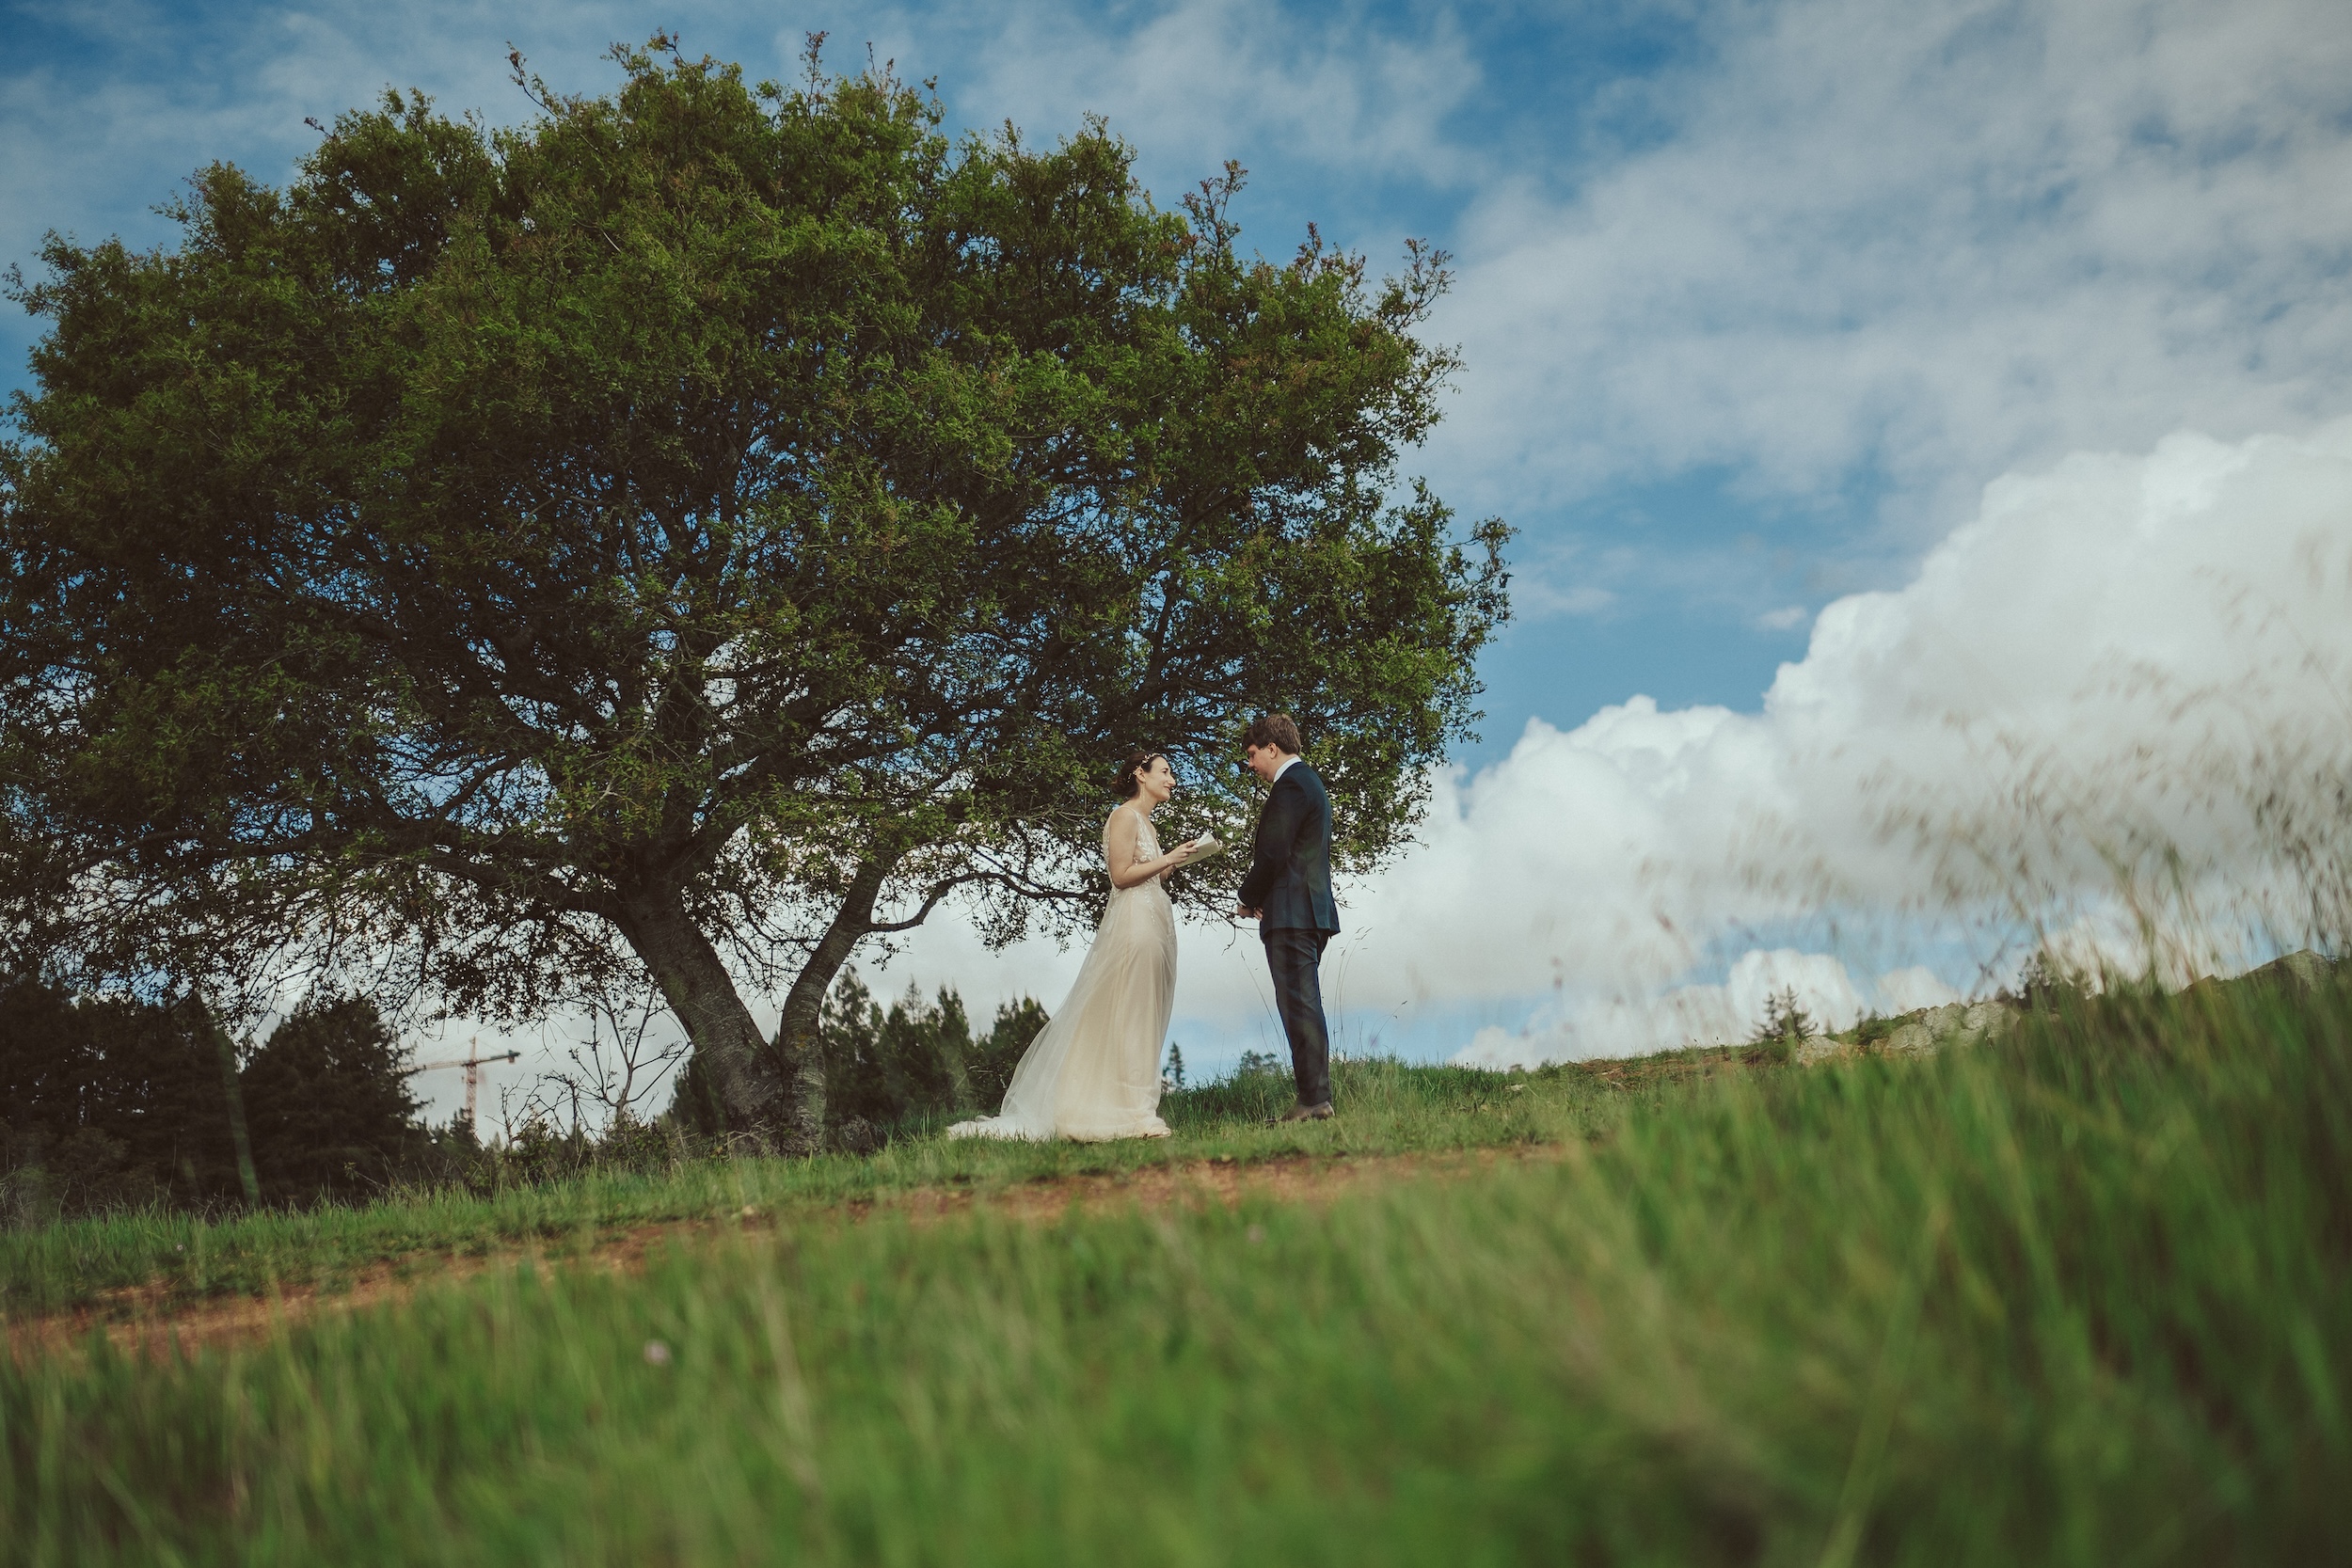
[{"xmin": 1244, "ymin": 742, "xmax": 1284, "ymax": 783}]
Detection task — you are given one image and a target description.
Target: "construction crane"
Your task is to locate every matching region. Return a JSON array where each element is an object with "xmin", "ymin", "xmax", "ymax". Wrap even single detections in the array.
[{"xmin": 404, "ymin": 1037, "xmax": 521, "ymax": 1138}]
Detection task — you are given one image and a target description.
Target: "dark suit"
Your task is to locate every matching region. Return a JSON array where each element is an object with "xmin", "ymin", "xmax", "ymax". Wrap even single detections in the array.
[{"xmin": 1237, "ymin": 759, "xmax": 1339, "ymax": 1107}]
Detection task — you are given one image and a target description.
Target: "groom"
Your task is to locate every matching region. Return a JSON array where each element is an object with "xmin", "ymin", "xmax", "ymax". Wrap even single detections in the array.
[{"xmin": 1232, "ymin": 713, "xmax": 1340, "ymax": 1123}]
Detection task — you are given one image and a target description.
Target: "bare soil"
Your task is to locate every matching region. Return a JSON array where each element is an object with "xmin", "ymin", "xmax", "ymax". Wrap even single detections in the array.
[{"xmin": 7, "ymin": 1144, "xmax": 1566, "ymax": 1363}]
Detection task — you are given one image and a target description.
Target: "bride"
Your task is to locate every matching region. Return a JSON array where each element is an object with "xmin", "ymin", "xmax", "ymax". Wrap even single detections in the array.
[{"xmin": 949, "ymin": 750, "xmax": 1207, "ymax": 1142}]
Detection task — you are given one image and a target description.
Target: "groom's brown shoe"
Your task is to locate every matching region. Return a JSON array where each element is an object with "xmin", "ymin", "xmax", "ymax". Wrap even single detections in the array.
[{"xmin": 1268, "ymin": 1101, "xmax": 1335, "ymax": 1126}]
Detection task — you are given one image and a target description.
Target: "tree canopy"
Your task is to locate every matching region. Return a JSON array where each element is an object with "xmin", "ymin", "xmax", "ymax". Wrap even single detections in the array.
[
  {"xmin": 0, "ymin": 982, "xmax": 421, "ymax": 1215},
  {"xmin": 0, "ymin": 37, "xmax": 1509, "ymax": 1148}
]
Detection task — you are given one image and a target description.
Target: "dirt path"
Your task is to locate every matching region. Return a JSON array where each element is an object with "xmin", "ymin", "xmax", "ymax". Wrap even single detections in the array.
[{"xmin": 8, "ymin": 1144, "xmax": 1565, "ymax": 1363}]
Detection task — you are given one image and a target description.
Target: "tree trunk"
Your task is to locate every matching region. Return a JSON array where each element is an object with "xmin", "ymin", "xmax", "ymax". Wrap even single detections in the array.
[
  {"xmin": 612, "ymin": 885, "xmax": 787, "ymax": 1146},
  {"xmin": 210, "ymin": 1015, "xmax": 262, "ymax": 1205},
  {"xmin": 771, "ymin": 857, "xmax": 895, "ymax": 1156}
]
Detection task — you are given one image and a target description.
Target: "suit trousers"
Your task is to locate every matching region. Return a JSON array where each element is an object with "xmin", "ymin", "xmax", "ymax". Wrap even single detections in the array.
[{"xmin": 1263, "ymin": 926, "xmax": 1334, "ymax": 1107}]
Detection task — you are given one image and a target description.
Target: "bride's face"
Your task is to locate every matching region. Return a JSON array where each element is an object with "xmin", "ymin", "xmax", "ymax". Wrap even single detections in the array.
[{"xmin": 1136, "ymin": 755, "xmax": 1176, "ymax": 805}]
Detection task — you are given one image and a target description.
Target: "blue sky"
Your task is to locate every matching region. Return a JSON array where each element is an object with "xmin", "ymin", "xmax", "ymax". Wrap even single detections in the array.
[
  {"xmin": 9, "ymin": 1, "xmax": 2352, "ymax": 1097},
  {"xmin": 0, "ymin": 0, "xmax": 1948, "ymax": 752},
  {"xmin": 15, "ymin": 2, "xmax": 2342, "ymax": 750}
]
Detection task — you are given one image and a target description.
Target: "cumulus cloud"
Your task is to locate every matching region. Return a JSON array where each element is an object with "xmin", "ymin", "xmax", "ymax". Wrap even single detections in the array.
[
  {"xmin": 877, "ymin": 419, "xmax": 2352, "ymax": 1062},
  {"xmin": 1428, "ymin": 420, "xmax": 2352, "ymax": 1056},
  {"xmin": 26, "ymin": 0, "xmax": 2344, "ymax": 564},
  {"xmin": 1458, "ymin": 948, "xmax": 1875, "ymax": 1069},
  {"xmin": 1874, "ymin": 966, "xmax": 1964, "ymax": 1015}
]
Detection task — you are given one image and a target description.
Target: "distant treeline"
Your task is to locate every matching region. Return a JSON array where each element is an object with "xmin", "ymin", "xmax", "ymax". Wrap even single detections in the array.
[
  {"xmin": 3, "ymin": 970, "xmax": 1053, "ymax": 1223},
  {"xmin": 0, "ymin": 983, "xmax": 442, "ymax": 1223}
]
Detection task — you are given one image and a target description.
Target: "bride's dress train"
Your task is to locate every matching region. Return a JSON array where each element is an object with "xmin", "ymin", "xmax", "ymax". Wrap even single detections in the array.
[{"xmin": 949, "ymin": 806, "xmax": 1175, "ymax": 1142}]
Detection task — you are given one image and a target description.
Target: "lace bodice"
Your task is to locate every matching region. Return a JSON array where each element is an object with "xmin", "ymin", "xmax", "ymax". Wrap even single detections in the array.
[{"xmin": 1107, "ymin": 805, "xmax": 1165, "ymax": 896}]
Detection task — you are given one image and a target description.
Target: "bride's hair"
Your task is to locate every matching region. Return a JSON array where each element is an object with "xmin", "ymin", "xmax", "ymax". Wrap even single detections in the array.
[{"xmin": 1115, "ymin": 749, "xmax": 1166, "ymax": 799}]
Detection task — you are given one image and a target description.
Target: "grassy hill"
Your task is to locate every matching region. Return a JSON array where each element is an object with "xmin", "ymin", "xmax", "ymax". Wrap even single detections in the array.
[{"xmin": 4, "ymin": 968, "xmax": 2346, "ymax": 1565}]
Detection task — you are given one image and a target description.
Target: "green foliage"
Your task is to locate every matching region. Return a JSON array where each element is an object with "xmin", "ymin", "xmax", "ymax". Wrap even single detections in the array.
[
  {"xmin": 0, "ymin": 981, "xmax": 247, "ymax": 1217},
  {"xmin": 239, "ymin": 996, "xmax": 422, "ymax": 1203},
  {"xmin": 816, "ymin": 971, "xmax": 1080, "ymax": 1139},
  {"xmin": 1747, "ymin": 985, "xmax": 1816, "ymax": 1065},
  {"xmin": 1851, "ymin": 1012, "xmax": 1900, "ymax": 1047},
  {"xmin": 2007, "ymin": 949, "xmax": 2089, "ymax": 1010},
  {"xmin": 817, "ymin": 970, "xmax": 968, "ymax": 1136},
  {"xmin": 0, "ymin": 1053, "xmax": 1618, "ymax": 1314},
  {"xmin": 0, "ymin": 37, "xmax": 1511, "ymax": 1135},
  {"xmin": 0, "ymin": 981, "xmax": 441, "ymax": 1219},
  {"xmin": 1176, "ymin": 1046, "xmax": 1301, "ymax": 1120},
  {"xmin": 667, "ymin": 973, "xmax": 1051, "ymax": 1146},
  {"xmin": 964, "ymin": 995, "xmax": 1050, "ymax": 1113},
  {"xmin": 469, "ymin": 1112, "xmax": 686, "ymax": 1195},
  {"xmin": 3, "ymin": 974, "xmax": 2346, "ymax": 1562}
]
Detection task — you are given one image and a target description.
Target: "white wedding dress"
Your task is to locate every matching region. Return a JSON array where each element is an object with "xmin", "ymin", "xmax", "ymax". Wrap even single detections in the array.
[{"xmin": 948, "ymin": 805, "xmax": 1176, "ymax": 1142}]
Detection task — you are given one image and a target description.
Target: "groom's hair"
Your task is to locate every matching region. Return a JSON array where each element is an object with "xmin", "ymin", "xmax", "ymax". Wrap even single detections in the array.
[{"xmin": 1243, "ymin": 713, "xmax": 1302, "ymax": 754}]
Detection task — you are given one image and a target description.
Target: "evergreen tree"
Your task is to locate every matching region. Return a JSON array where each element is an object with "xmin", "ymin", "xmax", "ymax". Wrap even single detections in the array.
[
  {"xmin": 1749, "ymin": 989, "xmax": 1818, "ymax": 1066},
  {"xmin": 817, "ymin": 971, "xmax": 985, "ymax": 1132},
  {"xmin": 966, "ymin": 997, "xmax": 1051, "ymax": 1112},
  {"xmin": 0, "ymin": 980, "xmax": 248, "ymax": 1213},
  {"xmin": 240, "ymin": 996, "xmax": 423, "ymax": 1202},
  {"xmin": 875, "ymin": 984, "xmax": 969, "ymax": 1120}
]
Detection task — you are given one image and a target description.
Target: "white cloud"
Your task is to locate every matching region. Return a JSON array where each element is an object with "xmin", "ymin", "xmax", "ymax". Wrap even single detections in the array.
[
  {"xmin": 16, "ymin": 0, "xmax": 2347, "ymax": 554},
  {"xmin": 1459, "ymin": 947, "xmax": 1872, "ymax": 1068},
  {"xmin": 1874, "ymin": 966, "xmax": 1963, "ymax": 1015},
  {"xmin": 0, "ymin": 2, "xmax": 625, "ymax": 305},
  {"xmin": 1518, "ymin": 578, "xmax": 1618, "ymax": 619},
  {"xmin": 937, "ymin": 0, "xmax": 1482, "ymax": 191},
  {"xmin": 1424, "ymin": 0, "xmax": 2352, "ymax": 552},
  {"xmin": 879, "ymin": 418, "xmax": 2352, "ymax": 1063}
]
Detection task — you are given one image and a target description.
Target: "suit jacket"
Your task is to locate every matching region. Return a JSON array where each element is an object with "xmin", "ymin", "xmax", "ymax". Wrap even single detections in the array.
[{"xmin": 1237, "ymin": 760, "xmax": 1340, "ymax": 933}]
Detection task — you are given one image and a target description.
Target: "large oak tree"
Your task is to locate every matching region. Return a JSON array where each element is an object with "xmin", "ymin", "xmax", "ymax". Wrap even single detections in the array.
[{"xmin": 0, "ymin": 39, "xmax": 1509, "ymax": 1148}]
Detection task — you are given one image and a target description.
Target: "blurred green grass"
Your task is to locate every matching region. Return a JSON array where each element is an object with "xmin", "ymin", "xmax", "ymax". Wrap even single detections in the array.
[
  {"xmin": 1, "ymin": 1051, "xmax": 1698, "ymax": 1318},
  {"xmin": 5, "ymin": 975, "xmax": 2347, "ymax": 1563}
]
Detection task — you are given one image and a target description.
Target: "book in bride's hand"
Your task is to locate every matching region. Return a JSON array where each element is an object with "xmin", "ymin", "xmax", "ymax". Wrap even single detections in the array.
[{"xmin": 1182, "ymin": 834, "xmax": 1225, "ymax": 863}]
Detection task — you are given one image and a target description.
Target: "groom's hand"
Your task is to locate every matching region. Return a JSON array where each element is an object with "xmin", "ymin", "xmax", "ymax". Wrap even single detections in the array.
[{"xmin": 1233, "ymin": 904, "xmax": 1261, "ymax": 921}]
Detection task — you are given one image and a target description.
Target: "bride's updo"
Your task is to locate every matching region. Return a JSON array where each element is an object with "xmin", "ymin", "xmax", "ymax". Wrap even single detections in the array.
[{"xmin": 1115, "ymin": 749, "xmax": 1166, "ymax": 799}]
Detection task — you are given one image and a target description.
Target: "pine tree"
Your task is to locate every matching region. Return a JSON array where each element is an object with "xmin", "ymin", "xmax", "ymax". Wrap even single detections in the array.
[
  {"xmin": 0, "ymin": 980, "xmax": 249, "ymax": 1212},
  {"xmin": 1749, "ymin": 989, "xmax": 1818, "ymax": 1065},
  {"xmin": 240, "ymin": 997, "xmax": 424, "ymax": 1203}
]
